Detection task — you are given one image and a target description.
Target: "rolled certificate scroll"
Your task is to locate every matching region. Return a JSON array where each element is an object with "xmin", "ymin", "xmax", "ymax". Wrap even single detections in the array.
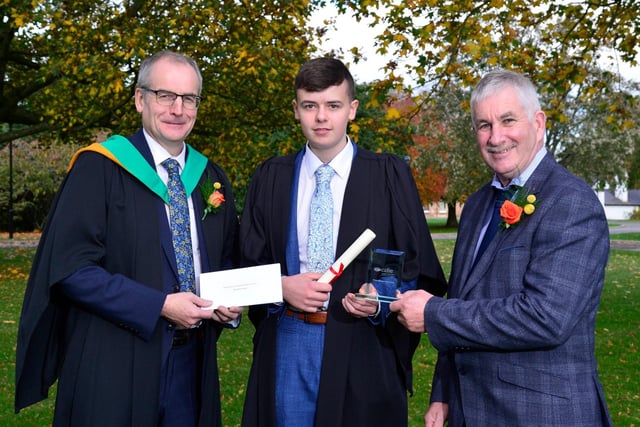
[{"xmin": 318, "ymin": 228, "xmax": 376, "ymax": 284}]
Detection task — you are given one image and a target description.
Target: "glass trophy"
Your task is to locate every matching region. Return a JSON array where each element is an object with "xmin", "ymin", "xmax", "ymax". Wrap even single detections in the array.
[{"xmin": 356, "ymin": 248, "xmax": 405, "ymax": 303}]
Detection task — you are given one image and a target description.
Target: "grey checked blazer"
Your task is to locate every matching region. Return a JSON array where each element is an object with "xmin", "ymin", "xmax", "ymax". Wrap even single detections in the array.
[{"xmin": 425, "ymin": 152, "xmax": 613, "ymax": 426}]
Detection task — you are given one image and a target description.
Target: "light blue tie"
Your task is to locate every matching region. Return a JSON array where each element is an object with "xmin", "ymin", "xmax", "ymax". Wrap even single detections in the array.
[
  {"xmin": 162, "ymin": 159, "xmax": 196, "ymax": 293},
  {"xmin": 308, "ymin": 164, "xmax": 336, "ymax": 272}
]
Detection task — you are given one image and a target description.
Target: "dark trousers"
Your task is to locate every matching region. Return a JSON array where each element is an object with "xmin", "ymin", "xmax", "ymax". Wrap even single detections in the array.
[{"xmin": 159, "ymin": 332, "xmax": 202, "ymax": 427}]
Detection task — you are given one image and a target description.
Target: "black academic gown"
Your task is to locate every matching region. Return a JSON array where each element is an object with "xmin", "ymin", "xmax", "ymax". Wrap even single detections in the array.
[
  {"xmin": 15, "ymin": 130, "xmax": 239, "ymax": 427},
  {"xmin": 240, "ymin": 146, "xmax": 447, "ymax": 427}
]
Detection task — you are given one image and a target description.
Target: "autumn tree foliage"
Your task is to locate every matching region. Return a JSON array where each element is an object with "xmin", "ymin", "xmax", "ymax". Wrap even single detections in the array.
[
  {"xmin": 1, "ymin": 0, "xmax": 322, "ymax": 208},
  {"xmin": 350, "ymin": 83, "xmax": 416, "ymax": 156},
  {"xmin": 407, "ymin": 132, "xmax": 447, "ymax": 206},
  {"xmin": 3, "ymin": 0, "xmax": 640, "ymax": 228},
  {"xmin": 399, "ymin": 87, "xmax": 490, "ymax": 226},
  {"xmin": 332, "ymin": 0, "xmax": 638, "ymax": 101},
  {"xmin": 543, "ymin": 68, "xmax": 640, "ymax": 189},
  {"xmin": 330, "ymin": 0, "xmax": 640, "ymax": 199},
  {"xmin": 391, "ymin": 96, "xmax": 446, "ymax": 203},
  {"xmin": 2, "ymin": 1, "xmax": 432, "ymax": 216}
]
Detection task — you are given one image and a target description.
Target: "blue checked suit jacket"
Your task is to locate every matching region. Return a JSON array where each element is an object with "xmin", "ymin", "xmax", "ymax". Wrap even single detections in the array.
[{"xmin": 425, "ymin": 152, "xmax": 613, "ymax": 426}]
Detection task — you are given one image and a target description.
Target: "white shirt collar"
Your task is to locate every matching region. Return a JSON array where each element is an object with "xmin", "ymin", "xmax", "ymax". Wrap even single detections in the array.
[
  {"xmin": 143, "ymin": 128, "xmax": 187, "ymax": 170},
  {"xmin": 491, "ymin": 147, "xmax": 547, "ymax": 190},
  {"xmin": 302, "ymin": 137, "xmax": 353, "ymax": 179}
]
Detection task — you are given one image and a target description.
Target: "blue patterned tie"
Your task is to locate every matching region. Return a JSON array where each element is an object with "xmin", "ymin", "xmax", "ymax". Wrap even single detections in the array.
[
  {"xmin": 308, "ymin": 164, "xmax": 336, "ymax": 272},
  {"xmin": 162, "ymin": 159, "xmax": 196, "ymax": 293}
]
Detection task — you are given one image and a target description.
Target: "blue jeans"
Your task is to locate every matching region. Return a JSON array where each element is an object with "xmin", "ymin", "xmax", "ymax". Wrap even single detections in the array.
[{"xmin": 275, "ymin": 313, "xmax": 325, "ymax": 427}]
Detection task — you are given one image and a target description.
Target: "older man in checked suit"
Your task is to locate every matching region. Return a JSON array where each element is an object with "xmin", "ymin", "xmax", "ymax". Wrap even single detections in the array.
[{"xmin": 390, "ymin": 69, "xmax": 612, "ymax": 426}]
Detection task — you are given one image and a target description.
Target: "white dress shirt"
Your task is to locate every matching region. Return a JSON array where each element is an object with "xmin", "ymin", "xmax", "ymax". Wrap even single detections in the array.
[{"xmin": 297, "ymin": 139, "xmax": 353, "ymax": 273}]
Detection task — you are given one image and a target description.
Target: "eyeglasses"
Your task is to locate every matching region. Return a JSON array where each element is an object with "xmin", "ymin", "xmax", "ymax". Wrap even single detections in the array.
[{"xmin": 139, "ymin": 87, "xmax": 202, "ymax": 109}]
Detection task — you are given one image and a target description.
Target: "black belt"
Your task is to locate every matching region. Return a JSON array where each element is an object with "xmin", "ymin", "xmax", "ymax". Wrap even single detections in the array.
[{"xmin": 172, "ymin": 328, "xmax": 202, "ymax": 348}]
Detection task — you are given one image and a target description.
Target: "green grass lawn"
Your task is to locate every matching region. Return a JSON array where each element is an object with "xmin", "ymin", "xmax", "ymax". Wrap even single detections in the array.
[
  {"xmin": 611, "ymin": 232, "xmax": 640, "ymax": 241},
  {"xmin": 426, "ymin": 217, "xmax": 459, "ymax": 234},
  {"xmin": 1, "ymin": 239, "xmax": 638, "ymax": 426}
]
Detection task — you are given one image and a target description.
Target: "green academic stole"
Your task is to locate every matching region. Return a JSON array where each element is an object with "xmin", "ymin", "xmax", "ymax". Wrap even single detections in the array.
[{"xmin": 67, "ymin": 135, "xmax": 208, "ymax": 204}]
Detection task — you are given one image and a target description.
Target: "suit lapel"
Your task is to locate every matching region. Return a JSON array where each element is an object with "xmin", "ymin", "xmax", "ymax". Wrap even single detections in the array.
[
  {"xmin": 523, "ymin": 152, "xmax": 554, "ymax": 195},
  {"xmin": 454, "ymin": 184, "xmax": 494, "ymax": 295},
  {"xmin": 456, "ymin": 152, "xmax": 555, "ymax": 298},
  {"xmin": 128, "ymin": 131, "xmax": 180, "ymax": 282},
  {"xmin": 284, "ymin": 151, "xmax": 304, "ymax": 275}
]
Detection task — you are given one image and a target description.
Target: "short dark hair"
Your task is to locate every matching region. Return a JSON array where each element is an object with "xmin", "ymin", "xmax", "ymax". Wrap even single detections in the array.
[{"xmin": 294, "ymin": 57, "xmax": 355, "ymax": 100}]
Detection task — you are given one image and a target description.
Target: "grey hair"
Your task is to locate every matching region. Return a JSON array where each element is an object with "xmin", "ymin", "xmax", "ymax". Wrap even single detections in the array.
[
  {"xmin": 470, "ymin": 69, "xmax": 541, "ymax": 129},
  {"xmin": 136, "ymin": 51, "xmax": 203, "ymax": 94}
]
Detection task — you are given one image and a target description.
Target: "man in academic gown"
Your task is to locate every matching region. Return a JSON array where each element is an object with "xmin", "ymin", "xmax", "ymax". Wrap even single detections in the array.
[
  {"xmin": 15, "ymin": 51, "xmax": 241, "ymax": 427},
  {"xmin": 240, "ymin": 57, "xmax": 447, "ymax": 427}
]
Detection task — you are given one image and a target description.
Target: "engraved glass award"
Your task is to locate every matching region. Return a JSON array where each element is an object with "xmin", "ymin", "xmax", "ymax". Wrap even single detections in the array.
[{"xmin": 357, "ymin": 248, "xmax": 405, "ymax": 303}]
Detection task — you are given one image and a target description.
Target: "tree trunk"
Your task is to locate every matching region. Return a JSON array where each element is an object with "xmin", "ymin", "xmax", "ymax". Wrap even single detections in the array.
[{"xmin": 446, "ymin": 202, "xmax": 458, "ymax": 228}]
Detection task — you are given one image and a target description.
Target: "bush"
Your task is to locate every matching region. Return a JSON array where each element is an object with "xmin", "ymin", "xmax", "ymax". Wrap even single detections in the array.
[
  {"xmin": 630, "ymin": 208, "xmax": 640, "ymax": 220},
  {"xmin": 0, "ymin": 140, "xmax": 81, "ymax": 232}
]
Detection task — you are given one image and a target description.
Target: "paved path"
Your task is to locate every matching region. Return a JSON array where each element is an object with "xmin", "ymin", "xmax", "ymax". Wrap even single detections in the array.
[
  {"xmin": 608, "ymin": 220, "xmax": 640, "ymax": 251},
  {"xmin": 608, "ymin": 220, "xmax": 640, "ymax": 234},
  {"xmin": 0, "ymin": 239, "xmax": 39, "ymax": 248}
]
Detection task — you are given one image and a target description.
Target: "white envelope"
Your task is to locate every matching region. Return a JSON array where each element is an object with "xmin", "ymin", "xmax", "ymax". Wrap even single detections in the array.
[{"xmin": 199, "ymin": 263, "xmax": 283, "ymax": 307}]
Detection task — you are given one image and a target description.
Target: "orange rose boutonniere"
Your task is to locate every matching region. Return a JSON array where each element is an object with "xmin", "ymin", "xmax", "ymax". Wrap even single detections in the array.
[
  {"xmin": 499, "ymin": 186, "xmax": 538, "ymax": 230},
  {"xmin": 200, "ymin": 177, "xmax": 225, "ymax": 220}
]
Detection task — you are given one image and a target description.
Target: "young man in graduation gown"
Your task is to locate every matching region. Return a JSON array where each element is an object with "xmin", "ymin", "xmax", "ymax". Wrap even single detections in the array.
[
  {"xmin": 240, "ymin": 57, "xmax": 447, "ymax": 427},
  {"xmin": 15, "ymin": 51, "xmax": 242, "ymax": 427}
]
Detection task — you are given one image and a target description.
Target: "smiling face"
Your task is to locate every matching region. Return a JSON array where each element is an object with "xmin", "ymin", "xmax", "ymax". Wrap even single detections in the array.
[
  {"xmin": 293, "ymin": 80, "xmax": 359, "ymax": 163},
  {"xmin": 134, "ymin": 57, "xmax": 200, "ymax": 156},
  {"xmin": 472, "ymin": 86, "xmax": 546, "ymax": 186}
]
